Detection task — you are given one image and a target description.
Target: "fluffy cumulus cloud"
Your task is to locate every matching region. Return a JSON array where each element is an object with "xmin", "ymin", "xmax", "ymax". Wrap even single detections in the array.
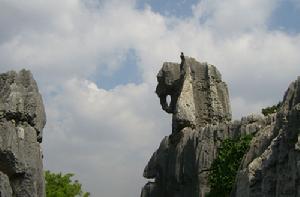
[
  {"xmin": 1, "ymin": 0, "xmax": 300, "ymax": 196},
  {"xmin": 45, "ymin": 79, "xmax": 170, "ymax": 196}
]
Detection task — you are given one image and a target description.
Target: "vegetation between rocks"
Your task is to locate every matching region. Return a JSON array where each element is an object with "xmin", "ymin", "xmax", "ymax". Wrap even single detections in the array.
[
  {"xmin": 207, "ymin": 135, "xmax": 253, "ymax": 197},
  {"xmin": 261, "ymin": 102, "xmax": 281, "ymax": 116},
  {"xmin": 45, "ymin": 171, "xmax": 90, "ymax": 197}
]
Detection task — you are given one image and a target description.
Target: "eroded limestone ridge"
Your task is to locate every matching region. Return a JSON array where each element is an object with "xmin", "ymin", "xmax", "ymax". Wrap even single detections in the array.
[
  {"xmin": 232, "ymin": 77, "xmax": 300, "ymax": 197},
  {"xmin": 0, "ymin": 69, "xmax": 46, "ymax": 197},
  {"xmin": 141, "ymin": 56, "xmax": 300, "ymax": 197}
]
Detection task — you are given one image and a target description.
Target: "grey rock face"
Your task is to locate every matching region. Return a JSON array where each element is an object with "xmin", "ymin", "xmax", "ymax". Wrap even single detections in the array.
[
  {"xmin": 0, "ymin": 70, "xmax": 46, "ymax": 197},
  {"xmin": 156, "ymin": 57, "xmax": 231, "ymax": 133},
  {"xmin": 142, "ymin": 125, "xmax": 234, "ymax": 197},
  {"xmin": 140, "ymin": 115, "xmax": 269, "ymax": 197},
  {"xmin": 141, "ymin": 56, "xmax": 300, "ymax": 197},
  {"xmin": 142, "ymin": 57, "xmax": 233, "ymax": 197},
  {"xmin": 232, "ymin": 77, "xmax": 300, "ymax": 197}
]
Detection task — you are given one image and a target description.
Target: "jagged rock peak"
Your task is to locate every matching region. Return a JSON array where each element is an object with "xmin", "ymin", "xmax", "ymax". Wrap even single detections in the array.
[
  {"xmin": 0, "ymin": 69, "xmax": 46, "ymax": 197},
  {"xmin": 155, "ymin": 56, "xmax": 231, "ymax": 133},
  {"xmin": 141, "ymin": 56, "xmax": 233, "ymax": 197},
  {"xmin": 0, "ymin": 69, "xmax": 46, "ymax": 142}
]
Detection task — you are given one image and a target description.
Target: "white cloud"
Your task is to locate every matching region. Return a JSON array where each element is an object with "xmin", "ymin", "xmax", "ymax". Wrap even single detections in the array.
[
  {"xmin": 43, "ymin": 79, "xmax": 170, "ymax": 196},
  {"xmin": 1, "ymin": 0, "xmax": 300, "ymax": 196},
  {"xmin": 0, "ymin": 0, "xmax": 168, "ymax": 84},
  {"xmin": 192, "ymin": 0, "xmax": 278, "ymax": 34}
]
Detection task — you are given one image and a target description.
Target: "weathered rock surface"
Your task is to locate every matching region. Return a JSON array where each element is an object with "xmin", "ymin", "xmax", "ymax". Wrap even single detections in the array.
[
  {"xmin": 156, "ymin": 57, "xmax": 231, "ymax": 133},
  {"xmin": 141, "ymin": 55, "xmax": 300, "ymax": 197},
  {"xmin": 0, "ymin": 69, "xmax": 46, "ymax": 197},
  {"xmin": 142, "ymin": 56, "xmax": 234, "ymax": 197},
  {"xmin": 232, "ymin": 77, "xmax": 300, "ymax": 197}
]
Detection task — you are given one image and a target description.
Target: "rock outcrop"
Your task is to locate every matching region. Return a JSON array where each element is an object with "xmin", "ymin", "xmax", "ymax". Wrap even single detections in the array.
[
  {"xmin": 142, "ymin": 56, "xmax": 233, "ymax": 197},
  {"xmin": 141, "ymin": 56, "xmax": 300, "ymax": 197},
  {"xmin": 155, "ymin": 57, "xmax": 231, "ymax": 133},
  {"xmin": 232, "ymin": 77, "xmax": 300, "ymax": 197},
  {"xmin": 0, "ymin": 70, "xmax": 46, "ymax": 197}
]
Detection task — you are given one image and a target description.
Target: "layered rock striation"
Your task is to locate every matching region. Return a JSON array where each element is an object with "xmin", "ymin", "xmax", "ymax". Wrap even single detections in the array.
[
  {"xmin": 141, "ymin": 56, "xmax": 300, "ymax": 197},
  {"xmin": 0, "ymin": 70, "xmax": 46, "ymax": 197}
]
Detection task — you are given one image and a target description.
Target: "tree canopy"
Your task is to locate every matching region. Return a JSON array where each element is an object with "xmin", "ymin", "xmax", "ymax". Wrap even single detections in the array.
[{"xmin": 45, "ymin": 170, "xmax": 90, "ymax": 197}]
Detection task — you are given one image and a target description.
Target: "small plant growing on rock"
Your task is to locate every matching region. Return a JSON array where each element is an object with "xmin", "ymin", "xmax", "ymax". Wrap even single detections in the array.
[{"xmin": 261, "ymin": 102, "xmax": 281, "ymax": 116}]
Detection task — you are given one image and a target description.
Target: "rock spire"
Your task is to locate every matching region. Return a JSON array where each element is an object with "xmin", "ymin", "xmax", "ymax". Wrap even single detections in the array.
[{"xmin": 0, "ymin": 69, "xmax": 46, "ymax": 197}]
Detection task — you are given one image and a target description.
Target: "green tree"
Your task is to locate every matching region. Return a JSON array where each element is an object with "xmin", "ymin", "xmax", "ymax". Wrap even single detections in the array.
[
  {"xmin": 261, "ymin": 102, "xmax": 281, "ymax": 116},
  {"xmin": 45, "ymin": 171, "xmax": 90, "ymax": 197},
  {"xmin": 207, "ymin": 135, "xmax": 252, "ymax": 197}
]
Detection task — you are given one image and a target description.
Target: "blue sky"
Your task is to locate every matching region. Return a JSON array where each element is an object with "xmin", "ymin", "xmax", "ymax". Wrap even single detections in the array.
[
  {"xmin": 93, "ymin": 48, "xmax": 142, "ymax": 89},
  {"xmin": 137, "ymin": 0, "xmax": 199, "ymax": 18},
  {"xmin": 138, "ymin": 0, "xmax": 300, "ymax": 34},
  {"xmin": 96, "ymin": 0, "xmax": 300, "ymax": 90},
  {"xmin": 269, "ymin": 0, "xmax": 300, "ymax": 33},
  {"xmin": 1, "ymin": 0, "xmax": 300, "ymax": 196}
]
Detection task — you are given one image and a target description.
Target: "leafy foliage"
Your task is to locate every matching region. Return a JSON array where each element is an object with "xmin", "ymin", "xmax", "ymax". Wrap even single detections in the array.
[
  {"xmin": 45, "ymin": 171, "xmax": 90, "ymax": 197},
  {"xmin": 261, "ymin": 102, "xmax": 281, "ymax": 116},
  {"xmin": 207, "ymin": 135, "xmax": 253, "ymax": 197}
]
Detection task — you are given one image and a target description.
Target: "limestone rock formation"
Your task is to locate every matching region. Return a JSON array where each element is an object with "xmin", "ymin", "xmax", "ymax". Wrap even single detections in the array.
[
  {"xmin": 0, "ymin": 69, "xmax": 46, "ymax": 197},
  {"xmin": 232, "ymin": 77, "xmax": 300, "ymax": 197},
  {"xmin": 142, "ymin": 56, "xmax": 233, "ymax": 197},
  {"xmin": 141, "ymin": 55, "xmax": 300, "ymax": 197},
  {"xmin": 156, "ymin": 57, "xmax": 231, "ymax": 133}
]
